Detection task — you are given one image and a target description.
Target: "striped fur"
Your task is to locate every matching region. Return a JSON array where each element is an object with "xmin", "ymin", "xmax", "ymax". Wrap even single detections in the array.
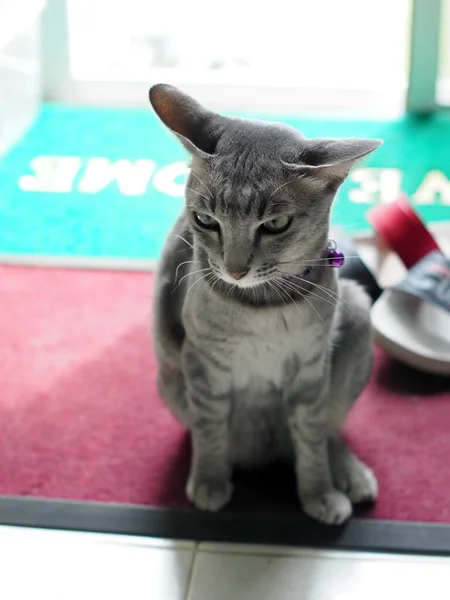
[{"xmin": 150, "ymin": 85, "xmax": 380, "ymax": 524}]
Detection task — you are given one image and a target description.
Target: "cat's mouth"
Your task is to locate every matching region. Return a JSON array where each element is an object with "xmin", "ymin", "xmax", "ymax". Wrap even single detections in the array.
[
  {"xmin": 210, "ymin": 264, "xmax": 279, "ymax": 290},
  {"xmin": 216, "ymin": 270, "xmax": 262, "ymax": 289},
  {"xmin": 207, "ymin": 261, "xmax": 260, "ymax": 289}
]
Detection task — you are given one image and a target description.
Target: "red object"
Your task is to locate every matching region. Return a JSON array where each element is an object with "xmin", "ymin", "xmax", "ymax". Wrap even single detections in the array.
[
  {"xmin": 368, "ymin": 195, "xmax": 442, "ymax": 269},
  {"xmin": 1, "ymin": 265, "xmax": 450, "ymax": 522}
]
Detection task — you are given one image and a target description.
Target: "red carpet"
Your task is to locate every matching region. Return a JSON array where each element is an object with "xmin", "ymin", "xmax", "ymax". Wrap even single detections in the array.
[{"xmin": 1, "ymin": 265, "xmax": 449, "ymax": 523}]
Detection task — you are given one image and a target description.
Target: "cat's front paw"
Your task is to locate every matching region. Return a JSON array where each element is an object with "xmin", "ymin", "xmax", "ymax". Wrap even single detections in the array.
[
  {"xmin": 302, "ymin": 490, "xmax": 352, "ymax": 525},
  {"xmin": 186, "ymin": 477, "xmax": 233, "ymax": 511}
]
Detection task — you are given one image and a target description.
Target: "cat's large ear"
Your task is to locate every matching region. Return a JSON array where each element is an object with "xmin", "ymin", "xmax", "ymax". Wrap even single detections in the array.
[
  {"xmin": 149, "ymin": 84, "xmax": 223, "ymax": 158},
  {"xmin": 284, "ymin": 138, "xmax": 382, "ymax": 187}
]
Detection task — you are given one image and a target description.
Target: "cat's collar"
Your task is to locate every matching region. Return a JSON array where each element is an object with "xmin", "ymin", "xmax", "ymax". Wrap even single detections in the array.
[{"xmin": 283, "ymin": 240, "xmax": 345, "ymax": 282}]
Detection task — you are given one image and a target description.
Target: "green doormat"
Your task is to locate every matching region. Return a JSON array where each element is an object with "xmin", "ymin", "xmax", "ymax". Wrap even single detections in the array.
[{"xmin": 1, "ymin": 104, "xmax": 450, "ymax": 268}]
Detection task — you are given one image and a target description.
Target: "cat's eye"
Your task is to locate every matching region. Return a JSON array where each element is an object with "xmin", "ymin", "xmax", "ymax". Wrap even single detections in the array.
[
  {"xmin": 194, "ymin": 212, "xmax": 219, "ymax": 230},
  {"xmin": 261, "ymin": 215, "xmax": 292, "ymax": 234}
]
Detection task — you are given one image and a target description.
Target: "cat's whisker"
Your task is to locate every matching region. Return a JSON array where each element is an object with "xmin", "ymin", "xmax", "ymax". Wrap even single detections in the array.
[
  {"xmin": 254, "ymin": 284, "xmax": 261, "ymax": 303},
  {"xmin": 190, "ymin": 172, "xmax": 214, "ymax": 199},
  {"xmin": 305, "ymin": 282, "xmax": 347, "ymax": 316},
  {"xmin": 273, "ymin": 279, "xmax": 296, "ymax": 309},
  {"xmin": 277, "ymin": 276, "xmax": 337, "ymax": 311},
  {"xmin": 172, "ymin": 267, "xmax": 211, "ymax": 293},
  {"xmin": 258, "ymin": 282, "xmax": 265, "ymax": 303},
  {"xmin": 268, "ymin": 280, "xmax": 289, "ymax": 308},
  {"xmin": 204, "ymin": 273, "xmax": 216, "ymax": 297},
  {"xmin": 281, "ymin": 271, "xmax": 342, "ymax": 300},
  {"xmin": 174, "ymin": 259, "xmax": 201, "ymax": 285},
  {"xmin": 310, "ymin": 285, "xmax": 348, "ymax": 315},
  {"xmin": 224, "ymin": 278, "xmax": 238, "ymax": 300},
  {"xmin": 201, "ymin": 276, "xmax": 212, "ymax": 299},
  {"xmin": 276, "ymin": 278, "xmax": 325, "ymax": 324},
  {"xmin": 252, "ymin": 282, "xmax": 263, "ymax": 305},
  {"xmin": 185, "ymin": 271, "xmax": 213, "ymax": 299},
  {"xmin": 269, "ymin": 173, "xmax": 306, "ymax": 198},
  {"xmin": 262, "ymin": 281, "xmax": 273, "ymax": 304},
  {"xmin": 273, "ymin": 280, "xmax": 306, "ymax": 319},
  {"xmin": 278, "ymin": 254, "xmax": 362, "ymax": 266},
  {"xmin": 209, "ymin": 273, "xmax": 221, "ymax": 295},
  {"xmin": 282, "ymin": 272, "xmax": 349, "ymax": 315},
  {"xmin": 264, "ymin": 201, "xmax": 294, "ymax": 210},
  {"xmin": 173, "ymin": 233, "xmax": 194, "ymax": 249},
  {"xmin": 185, "ymin": 187, "xmax": 211, "ymax": 202}
]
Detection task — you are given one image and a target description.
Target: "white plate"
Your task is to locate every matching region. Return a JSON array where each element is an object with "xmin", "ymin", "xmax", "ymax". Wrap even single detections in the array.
[{"xmin": 372, "ymin": 289, "xmax": 450, "ymax": 376}]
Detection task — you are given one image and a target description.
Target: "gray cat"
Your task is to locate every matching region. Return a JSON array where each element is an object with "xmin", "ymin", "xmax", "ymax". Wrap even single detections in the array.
[{"xmin": 149, "ymin": 84, "xmax": 381, "ymax": 525}]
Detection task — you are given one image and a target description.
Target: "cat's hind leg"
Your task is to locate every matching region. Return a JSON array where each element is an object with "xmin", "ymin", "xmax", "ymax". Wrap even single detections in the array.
[
  {"xmin": 157, "ymin": 361, "xmax": 190, "ymax": 427},
  {"xmin": 152, "ymin": 216, "xmax": 193, "ymax": 428},
  {"xmin": 327, "ymin": 279, "xmax": 378, "ymax": 504}
]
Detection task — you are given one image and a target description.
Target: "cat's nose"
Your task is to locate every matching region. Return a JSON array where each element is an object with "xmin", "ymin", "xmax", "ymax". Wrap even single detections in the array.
[{"xmin": 227, "ymin": 269, "xmax": 249, "ymax": 280}]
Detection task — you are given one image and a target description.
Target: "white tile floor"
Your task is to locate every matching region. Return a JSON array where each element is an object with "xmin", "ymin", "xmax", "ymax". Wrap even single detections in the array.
[{"xmin": 1, "ymin": 526, "xmax": 450, "ymax": 600}]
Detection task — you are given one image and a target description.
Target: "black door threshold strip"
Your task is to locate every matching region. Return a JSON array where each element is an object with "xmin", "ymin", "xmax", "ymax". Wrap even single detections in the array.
[{"xmin": 0, "ymin": 496, "xmax": 449, "ymax": 556}]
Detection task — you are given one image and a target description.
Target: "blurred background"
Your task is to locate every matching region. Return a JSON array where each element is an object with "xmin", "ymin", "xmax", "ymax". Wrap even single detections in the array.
[
  {"xmin": 45, "ymin": 0, "xmax": 450, "ymax": 112},
  {"xmin": 2, "ymin": 2, "xmax": 450, "ymax": 590},
  {"xmin": 1, "ymin": 0, "xmax": 450, "ymax": 267}
]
